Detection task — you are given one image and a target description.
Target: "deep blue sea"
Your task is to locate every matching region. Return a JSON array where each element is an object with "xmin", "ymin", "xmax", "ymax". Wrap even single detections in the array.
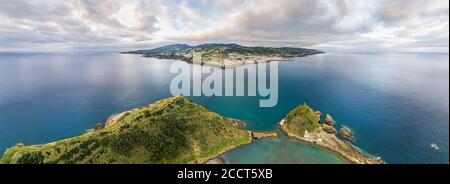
[{"xmin": 0, "ymin": 52, "xmax": 448, "ymax": 163}]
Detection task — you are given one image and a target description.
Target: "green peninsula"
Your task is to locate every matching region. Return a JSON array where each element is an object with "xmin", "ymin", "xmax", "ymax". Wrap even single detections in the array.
[
  {"xmin": 122, "ymin": 43, "xmax": 324, "ymax": 68},
  {"xmin": 0, "ymin": 96, "xmax": 265, "ymax": 164},
  {"xmin": 279, "ymin": 104, "xmax": 385, "ymax": 164}
]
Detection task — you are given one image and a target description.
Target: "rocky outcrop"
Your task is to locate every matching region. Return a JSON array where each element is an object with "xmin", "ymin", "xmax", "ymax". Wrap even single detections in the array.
[
  {"xmin": 280, "ymin": 103, "xmax": 385, "ymax": 164},
  {"xmin": 325, "ymin": 114, "xmax": 334, "ymax": 126},
  {"xmin": 281, "ymin": 123, "xmax": 384, "ymax": 164},
  {"xmin": 340, "ymin": 127, "xmax": 354, "ymax": 141},
  {"xmin": 316, "ymin": 111, "xmax": 322, "ymax": 123},
  {"xmin": 232, "ymin": 120, "xmax": 245, "ymax": 129},
  {"xmin": 322, "ymin": 124, "xmax": 337, "ymax": 134},
  {"xmin": 93, "ymin": 123, "xmax": 103, "ymax": 131}
]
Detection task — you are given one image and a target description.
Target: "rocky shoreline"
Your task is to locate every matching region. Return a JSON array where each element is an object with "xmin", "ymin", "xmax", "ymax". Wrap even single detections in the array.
[{"xmin": 279, "ymin": 119, "xmax": 384, "ymax": 164}]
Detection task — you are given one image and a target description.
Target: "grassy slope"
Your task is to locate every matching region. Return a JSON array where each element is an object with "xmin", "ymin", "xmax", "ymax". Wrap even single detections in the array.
[
  {"xmin": 284, "ymin": 104, "xmax": 320, "ymax": 137},
  {"xmin": 0, "ymin": 96, "xmax": 252, "ymax": 164}
]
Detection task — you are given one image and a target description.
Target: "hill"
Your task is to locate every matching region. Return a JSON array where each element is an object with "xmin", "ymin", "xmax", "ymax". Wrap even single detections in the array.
[
  {"xmin": 280, "ymin": 103, "xmax": 385, "ymax": 164},
  {"xmin": 0, "ymin": 96, "xmax": 253, "ymax": 164}
]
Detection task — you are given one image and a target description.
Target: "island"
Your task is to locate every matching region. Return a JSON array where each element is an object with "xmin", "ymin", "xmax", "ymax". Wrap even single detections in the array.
[
  {"xmin": 279, "ymin": 103, "xmax": 385, "ymax": 164},
  {"xmin": 0, "ymin": 97, "xmax": 383, "ymax": 164},
  {"xmin": 122, "ymin": 43, "xmax": 325, "ymax": 68},
  {"xmin": 0, "ymin": 96, "xmax": 277, "ymax": 164}
]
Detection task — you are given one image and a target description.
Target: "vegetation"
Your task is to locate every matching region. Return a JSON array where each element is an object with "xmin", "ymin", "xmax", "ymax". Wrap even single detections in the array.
[
  {"xmin": 122, "ymin": 43, "xmax": 324, "ymax": 67},
  {"xmin": 281, "ymin": 103, "xmax": 385, "ymax": 164},
  {"xmin": 284, "ymin": 103, "xmax": 320, "ymax": 137},
  {"xmin": 0, "ymin": 96, "xmax": 252, "ymax": 164}
]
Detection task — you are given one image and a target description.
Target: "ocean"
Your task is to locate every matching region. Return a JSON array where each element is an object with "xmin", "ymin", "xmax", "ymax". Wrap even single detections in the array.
[{"xmin": 0, "ymin": 52, "xmax": 448, "ymax": 163}]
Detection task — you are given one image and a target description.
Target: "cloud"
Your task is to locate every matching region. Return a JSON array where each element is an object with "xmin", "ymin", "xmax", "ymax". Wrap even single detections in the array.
[
  {"xmin": 0, "ymin": 0, "xmax": 448, "ymax": 52},
  {"xmin": 0, "ymin": 0, "xmax": 166, "ymax": 51}
]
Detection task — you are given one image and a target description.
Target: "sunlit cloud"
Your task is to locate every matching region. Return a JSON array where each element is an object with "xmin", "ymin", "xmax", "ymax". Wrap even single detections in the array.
[{"xmin": 0, "ymin": 0, "xmax": 448, "ymax": 52}]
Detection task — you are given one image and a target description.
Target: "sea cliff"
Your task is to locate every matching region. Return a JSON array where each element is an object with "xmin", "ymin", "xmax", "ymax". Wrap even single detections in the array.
[{"xmin": 279, "ymin": 104, "xmax": 385, "ymax": 164}]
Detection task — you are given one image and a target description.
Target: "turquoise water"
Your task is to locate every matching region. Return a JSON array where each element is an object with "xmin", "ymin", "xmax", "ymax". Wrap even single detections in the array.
[
  {"xmin": 222, "ymin": 134, "xmax": 349, "ymax": 164},
  {"xmin": 0, "ymin": 52, "xmax": 448, "ymax": 163}
]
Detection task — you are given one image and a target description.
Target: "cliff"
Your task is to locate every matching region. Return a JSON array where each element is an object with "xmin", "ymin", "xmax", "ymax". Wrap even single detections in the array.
[
  {"xmin": 280, "ymin": 104, "xmax": 384, "ymax": 164},
  {"xmin": 0, "ymin": 96, "xmax": 253, "ymax": 164}
]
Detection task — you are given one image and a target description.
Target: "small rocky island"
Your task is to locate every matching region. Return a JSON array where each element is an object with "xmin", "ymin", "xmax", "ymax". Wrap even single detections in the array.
[
  {"xmin": 0, "ymin": 97, "xmax": 276, "ymax": 164},
  {"xmin": 279, "ymin": 103, "xmax": 385, "ymax": 164},
  {"xmin": 122, "ymin": 43, "xmax": 325, "ymax": 68},
  {"xmin": 340, "ymin": 126, "xmax": 355, "ymax": 141}
]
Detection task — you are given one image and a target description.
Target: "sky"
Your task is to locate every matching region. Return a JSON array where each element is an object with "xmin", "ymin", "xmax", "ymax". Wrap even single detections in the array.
[{"xmin": 0, "ymin": 0, "xmax": 448, "ymax": 52}]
